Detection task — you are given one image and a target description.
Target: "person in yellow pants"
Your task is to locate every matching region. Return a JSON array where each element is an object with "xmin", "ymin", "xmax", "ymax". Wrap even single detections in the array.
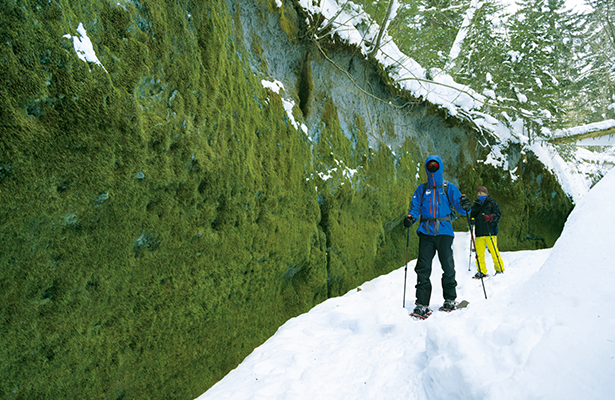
[
  {"xmin": 474, "ymin": 235, "xmax": 504, "ymax": 275},
  {"xmin": 470, "ymin": 186, "xmax": 505, "ymax": 277}
]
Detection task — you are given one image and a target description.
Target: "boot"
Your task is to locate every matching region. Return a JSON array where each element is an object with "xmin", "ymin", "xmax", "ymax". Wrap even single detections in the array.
[
  {"xmin": 442, "ymin": 299, "xmax": 457, "ymax": 311},
  {"xmin": 411, "ymin": 304, "xmax": 431, "ymax": 319}
]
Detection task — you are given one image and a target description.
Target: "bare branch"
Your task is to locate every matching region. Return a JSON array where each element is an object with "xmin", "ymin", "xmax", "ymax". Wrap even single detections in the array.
[{"xmin": 369, "ymin": 0, "xmax": 396, "ymax": 58}]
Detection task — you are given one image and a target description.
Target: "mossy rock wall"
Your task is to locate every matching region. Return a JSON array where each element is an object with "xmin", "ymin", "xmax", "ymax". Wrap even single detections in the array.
[{"xmin": 0, "ymin": 0, "xmax": 572, "ymax": 398}]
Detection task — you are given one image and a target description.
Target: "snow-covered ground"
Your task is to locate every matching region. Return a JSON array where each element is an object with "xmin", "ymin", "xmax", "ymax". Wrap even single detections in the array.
[{"xmin": 197, "ymin": 167, "xmax": 615, "ymax": 400}]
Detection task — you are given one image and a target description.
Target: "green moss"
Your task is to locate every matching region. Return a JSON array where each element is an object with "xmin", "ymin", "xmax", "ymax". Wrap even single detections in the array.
[
  {"xmin": 277, "ymin": 2, "xmax": 298, "ymax": 43},
  {"xmin": 250, "ymin": 35, "xmax": 268, "ymax": 74},
  {"xmin": 311, "ymin": 98, "xmax": 420, "ymax": 298},
  {"xmin": 0, "ymin": 0, "xmax": 326, "ymax": 398},
  {"xmin": 457, "ymin": 151, "xmax": 572, "ymax": 251},
  {"xmin": 297, "ymin": 51, "xmax": 313, "ymax": 118}
]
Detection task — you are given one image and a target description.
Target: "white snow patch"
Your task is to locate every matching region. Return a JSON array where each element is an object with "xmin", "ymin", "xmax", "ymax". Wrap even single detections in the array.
[
  {"xmin": 553, "ymin": 119, "xmax": 615, "ymax": 139},
  {"xmin": 261, "ymin": 79, "xmax": 307, "ymax": 134},
  {"xmin": 63, "ymin": 23, "xmax": 107, "ymax": 72},
  {"xmin": 261, "ymin": 79, "xmax": 285, "ymax": 94}
]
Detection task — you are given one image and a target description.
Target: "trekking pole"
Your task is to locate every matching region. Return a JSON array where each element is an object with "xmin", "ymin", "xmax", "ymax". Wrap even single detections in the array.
[
  {"xmin": 468, "ymin": 233, "xmax": 472, "ymax": 271},
  {"xmin": 467, "ymin": 213, "xmax": 487, "ymax": 299},
  {"xmin": 403, "ymin": 226, "xmax": 410, "ymax": 308},
  {"xmin": 483, "ymin": 213, "xmax": 504, "ymax": 273}
]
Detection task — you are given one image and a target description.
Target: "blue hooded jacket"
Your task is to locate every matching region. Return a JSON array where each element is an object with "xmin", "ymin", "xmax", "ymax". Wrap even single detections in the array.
[{"xmin": 408, "ymin": 155, "xmax": 468, "ymax": 237}]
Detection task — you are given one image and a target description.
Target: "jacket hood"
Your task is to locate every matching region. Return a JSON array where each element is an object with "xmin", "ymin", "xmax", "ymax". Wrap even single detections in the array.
[{"xmin": 425, "ymin": 155, "xmax": 444, "ymax": 186}]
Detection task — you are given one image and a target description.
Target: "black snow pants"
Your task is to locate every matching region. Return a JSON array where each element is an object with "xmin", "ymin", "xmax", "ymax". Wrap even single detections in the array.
[{"xmin": 414, "ymin": 232, "xmax": 457, "ymax": 306}]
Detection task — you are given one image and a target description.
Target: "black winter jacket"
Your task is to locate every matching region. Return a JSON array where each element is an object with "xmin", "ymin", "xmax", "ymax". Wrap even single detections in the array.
[{"xmin": 470, "ymin": 195, "xmax": 501, "ymax": 237}]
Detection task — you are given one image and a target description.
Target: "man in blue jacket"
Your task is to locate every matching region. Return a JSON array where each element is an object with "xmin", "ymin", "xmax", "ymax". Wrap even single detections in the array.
[{"xmin": 404, "ymin": 155, "xmax": 472, "ymax": 318}]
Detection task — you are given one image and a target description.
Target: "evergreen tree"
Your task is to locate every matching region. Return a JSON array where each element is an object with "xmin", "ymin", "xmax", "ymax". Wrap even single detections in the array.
[
  {"xmin": 388, "ymin": 0, "xmax": 469, "ymax": 73},
  {"xmin": 503, "ymin": 0, "xmax": 585, "ymax": 134},
  {"xmin": 577, "ymin": 0, "xmax": 615, "ymax": 123},
  {"xmin": 448, "ymin": 0, "xmax": 510, "ymax": 111},
  {"xmin": 345, "ymin": 0, "xmax": 610, "ymax": 132}
]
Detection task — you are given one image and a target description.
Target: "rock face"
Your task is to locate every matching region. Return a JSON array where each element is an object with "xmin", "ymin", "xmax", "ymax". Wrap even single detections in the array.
[{"xmin": 0, "ymin": 0, "xmax": 571, "ymax": 398}]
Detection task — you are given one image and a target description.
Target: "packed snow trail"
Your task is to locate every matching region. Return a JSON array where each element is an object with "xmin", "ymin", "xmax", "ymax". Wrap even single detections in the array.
[{"xmin": 197, "ymin": 169, "xmax": 615, "ymax": 400}]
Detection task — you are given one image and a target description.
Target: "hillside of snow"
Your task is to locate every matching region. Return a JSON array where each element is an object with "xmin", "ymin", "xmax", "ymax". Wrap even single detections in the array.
[{"xmin": 197, "ymin": 167, "xmax": 615, "ymax": 400}]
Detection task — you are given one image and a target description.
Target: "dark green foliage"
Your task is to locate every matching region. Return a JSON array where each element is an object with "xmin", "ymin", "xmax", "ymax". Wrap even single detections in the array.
[
  {"xmin": 575, "ymin": 0, "xmax": 615, "ymax": 124},
  {"xmin": 356, "ymin": 0, "xmax": 610, "ymax": 129},
  {"xmin": 386, "ymin": 0, "xmax": 468, "ymax": 71},
  {"xmin": 450, "ymin": 0, "xmax": 509, "ymax": 98},
  {"xmin": 505, "ymin": 0, "xmax": 584, "ymax": 131}
]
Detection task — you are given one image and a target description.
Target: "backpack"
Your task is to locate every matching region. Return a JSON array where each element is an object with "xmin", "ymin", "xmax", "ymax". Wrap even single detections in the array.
[{"xmin": 420, "ymin": 181, "xmax": 457, "ymax": 234}]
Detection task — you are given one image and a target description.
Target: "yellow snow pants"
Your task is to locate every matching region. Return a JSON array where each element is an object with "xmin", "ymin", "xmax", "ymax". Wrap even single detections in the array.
[{"xmin": 475, "ymin": 235, "xmax": 505, "ymax": 274}]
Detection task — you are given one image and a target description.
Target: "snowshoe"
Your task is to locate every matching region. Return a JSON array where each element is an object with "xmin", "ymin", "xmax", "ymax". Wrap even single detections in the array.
[
  {"xmin": 495, "ymin": 270, "xmax": 504, "ymax": 275},
  {"xmin": 439, "ymin": 300, "xmax": 469, "ymax": 312},
  {"xmin": 439, "ymin": 299, "xmax": 457, "ymax": 312},
  {"xmin": 473, "ymin": 271, "xmax": 487, "ymax": 279},
  {"xmin": 410, "ymin": 305, "xmax": 432, "ymax": 320}
]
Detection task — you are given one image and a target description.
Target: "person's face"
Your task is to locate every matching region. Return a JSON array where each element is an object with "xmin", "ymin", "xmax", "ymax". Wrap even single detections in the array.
[
  {"xmin": 477, "ymin": 191, "xmax": 487, "ymax": 197},
  {"xmin": 426, "ymin": 160, "xmax": 439, "ymax": 173}
]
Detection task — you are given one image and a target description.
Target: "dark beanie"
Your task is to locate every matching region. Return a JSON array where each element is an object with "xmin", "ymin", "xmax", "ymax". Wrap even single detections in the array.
[{"xmin": 477, "ymin": 186, "xmax": 488, "ymax": 194}]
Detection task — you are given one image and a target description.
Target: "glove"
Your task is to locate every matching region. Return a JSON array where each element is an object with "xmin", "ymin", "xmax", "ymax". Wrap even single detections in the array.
[
  {"xmin": 403, "ymin": 215, "xmax": 416, "ymax": 228},
  {"xmin": 459, "ymin": 195, "xmax": 472, "ymax": 212},
  {"xmin": 483, "ymin": 214, "xmax": 494, "ymax": 222}
]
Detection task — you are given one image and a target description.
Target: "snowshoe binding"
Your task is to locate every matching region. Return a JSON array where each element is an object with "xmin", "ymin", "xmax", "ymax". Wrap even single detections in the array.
[
  {"xmin": 473, "ymin": 271, "xmax": 487, "ymax": 279},
  {"xmin": 439, "ymin": 299, "xmax": 457, "ymax": 312},
  {"xmin": 410, "ymin": 305, "xmax": 432, "ymax": 320},
  {"xmin": 439, "ymin": 300, "xmax": 469, "ymax": 312}
]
